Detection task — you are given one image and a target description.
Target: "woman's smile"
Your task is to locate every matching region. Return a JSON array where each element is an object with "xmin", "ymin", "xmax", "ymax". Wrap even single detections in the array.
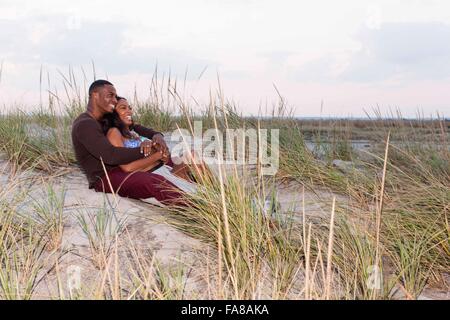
[{"xmin": 115, "ymin": 100, "xmax": 134, "ymax": 126}]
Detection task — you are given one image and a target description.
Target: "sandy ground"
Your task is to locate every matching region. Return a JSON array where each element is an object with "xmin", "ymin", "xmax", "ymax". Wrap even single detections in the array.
[
  {"xmin": 1, "ymin": 158, "xmax": 209, "ymax": 298},
  {"xmin": 0, "ymin": 155, "xmax": 448, "ymax": 299},
  {"xmin": 0, "ymin": 157, "xmax": 335, "ymax": 299}
]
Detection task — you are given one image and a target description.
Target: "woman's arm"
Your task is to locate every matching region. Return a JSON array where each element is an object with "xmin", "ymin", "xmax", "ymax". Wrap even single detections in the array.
[{"xmin": 106, "ymin": 128, "xmax": 163, "ymax": 172}]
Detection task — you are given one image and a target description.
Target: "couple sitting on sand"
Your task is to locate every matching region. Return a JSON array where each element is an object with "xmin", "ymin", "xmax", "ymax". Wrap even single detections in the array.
[{"xmin": 71, "ymin": 79, "xmax": 199, "ymax": 206}]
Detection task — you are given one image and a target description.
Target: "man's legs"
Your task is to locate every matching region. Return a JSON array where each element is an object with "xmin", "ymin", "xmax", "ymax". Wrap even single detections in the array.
[{"xmin": 94, "ymin": 167, "xmax": 185, "ymax": 206}]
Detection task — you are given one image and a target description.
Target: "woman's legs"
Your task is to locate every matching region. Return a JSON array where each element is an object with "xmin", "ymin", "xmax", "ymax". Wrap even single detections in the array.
[
  {"xmin": 168, "ymin": 151, "xmax": 211, "ymax": 182},
  {"xmin": 171, "ymin": 162, "xmax": 194, "ymax": 181}
]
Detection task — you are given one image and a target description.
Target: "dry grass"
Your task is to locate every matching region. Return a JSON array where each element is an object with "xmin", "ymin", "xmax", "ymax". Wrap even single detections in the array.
[{"xmin": 0, "ymin": 69, "xmax": 448, "ymax": 299}]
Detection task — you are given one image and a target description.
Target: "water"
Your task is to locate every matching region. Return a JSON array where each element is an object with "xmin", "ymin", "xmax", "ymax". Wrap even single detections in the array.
[{"xmin": 304, "ymin": 140, "xmax": 371, "ymax": 152}]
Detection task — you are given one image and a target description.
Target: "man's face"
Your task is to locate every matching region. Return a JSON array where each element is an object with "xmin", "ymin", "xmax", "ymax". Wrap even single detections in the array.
[{"xmin": 93, "ymin": 84, "xmax": 117, "ymax": 114}]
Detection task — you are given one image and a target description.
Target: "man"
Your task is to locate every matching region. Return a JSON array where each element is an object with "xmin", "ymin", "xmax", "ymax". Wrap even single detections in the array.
[{"xmin": 71, "ymin": 79, "xmax": 183, "ymax": 205}]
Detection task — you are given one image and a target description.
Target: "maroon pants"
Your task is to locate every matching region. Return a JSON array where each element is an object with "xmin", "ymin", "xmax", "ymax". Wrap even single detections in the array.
[{"xmin": 94, "ymin": 165, "xmax": 185, "ymax": 206}]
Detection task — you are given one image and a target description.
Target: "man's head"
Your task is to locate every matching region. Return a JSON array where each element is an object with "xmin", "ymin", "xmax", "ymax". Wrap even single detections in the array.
[{"xmin": 88, "ymin": 80, "xmax": 117, "ymax": 114}]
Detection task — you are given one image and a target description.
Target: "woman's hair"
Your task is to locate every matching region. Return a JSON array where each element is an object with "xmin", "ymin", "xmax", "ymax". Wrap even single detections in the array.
[{"xmin": 102, "ymin": 96, "xmax": 134, "ymax": 138}]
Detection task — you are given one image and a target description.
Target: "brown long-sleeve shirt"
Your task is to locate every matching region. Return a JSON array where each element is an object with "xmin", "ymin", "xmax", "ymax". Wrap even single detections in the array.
[{"xmin": 71, "ymin": 112, "xmax": 161, "ymax": 188}]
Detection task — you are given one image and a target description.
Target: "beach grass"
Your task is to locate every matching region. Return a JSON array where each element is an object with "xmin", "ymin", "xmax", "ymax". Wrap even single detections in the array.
[{"xmin": 0, "ymin": 71, "xmax": 448, "ymax": 299}]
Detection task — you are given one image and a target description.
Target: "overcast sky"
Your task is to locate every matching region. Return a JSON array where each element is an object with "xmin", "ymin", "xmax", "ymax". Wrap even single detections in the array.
[{"xmin": 1, "ymin": 0, "xmax": 449, "ymax": 117}]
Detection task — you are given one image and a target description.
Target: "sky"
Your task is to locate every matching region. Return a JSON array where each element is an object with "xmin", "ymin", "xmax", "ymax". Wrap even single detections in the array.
[{"xmin": 0, "ymin": 0, "xmax": 449, "ymax": 117}]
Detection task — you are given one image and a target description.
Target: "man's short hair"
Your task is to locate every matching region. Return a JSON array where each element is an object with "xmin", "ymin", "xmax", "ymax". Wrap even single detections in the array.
[{"xmin": 88, "ymin": 80, "xmax": 113, "ymax": 97}]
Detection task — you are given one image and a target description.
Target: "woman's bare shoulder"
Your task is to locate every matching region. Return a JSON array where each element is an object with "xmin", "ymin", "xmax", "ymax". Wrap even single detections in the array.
[
  {"xmin": 106, "ymin": 128, "xmax": 125, "ymax": 148},
  {"xmin": 106, "ymin": 127, "xmax": 122, "ymax": 138}
]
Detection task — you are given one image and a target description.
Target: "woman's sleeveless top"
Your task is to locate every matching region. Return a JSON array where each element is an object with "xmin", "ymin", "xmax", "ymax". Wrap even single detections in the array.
[{"xmin": 123, "ymin": 130, "xmax": 147, "ymax": 148}]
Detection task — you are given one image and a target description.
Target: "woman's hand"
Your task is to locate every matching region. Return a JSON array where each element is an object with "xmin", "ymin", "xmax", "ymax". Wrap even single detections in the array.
[{"xmin": 140, "ymin": 140, "xmax": 153, "ymax": 157}]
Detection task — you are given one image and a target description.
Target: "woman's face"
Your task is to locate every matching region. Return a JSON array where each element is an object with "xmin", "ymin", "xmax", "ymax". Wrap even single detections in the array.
[{"xmin": 115, "ymin": 99, "xmax": 133, "ymax": 126}]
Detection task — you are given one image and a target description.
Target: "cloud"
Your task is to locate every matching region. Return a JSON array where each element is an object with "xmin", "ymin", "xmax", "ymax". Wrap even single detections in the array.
[
  {"xmin": 0, "ymin": 14, "xmax": 211, "ymax": 79},
  {"xmin": 342, "ymin": 22, "xmax": 450, "ymax": 82},
  {"xmin": 287, "ymin": 22, "xmax": 450, "ymax": 83}
]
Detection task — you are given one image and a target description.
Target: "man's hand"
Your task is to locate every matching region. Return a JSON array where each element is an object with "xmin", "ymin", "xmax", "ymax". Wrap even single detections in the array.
[
  {"xmin": 152, "ymin": 134, "xmax": 169, "ymax": 155},
  {"xmin": 161, "ymin": 151, "xmax": 170, "ymax": 164}
]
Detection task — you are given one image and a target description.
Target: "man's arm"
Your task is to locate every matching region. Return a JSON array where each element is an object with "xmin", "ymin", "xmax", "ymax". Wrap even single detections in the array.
[
  {"xmin": 133, "ymin": 124, "xmax": 169, "ymax": 155},
  {"xmin": 75, "ymin": 119, "xmax": 144, "ymax": 165},
  {"xmin": 133, "ymin": 124, "xmax": 162, "ymax": 140}
]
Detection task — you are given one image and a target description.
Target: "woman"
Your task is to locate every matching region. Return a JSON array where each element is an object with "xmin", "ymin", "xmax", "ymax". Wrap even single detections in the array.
[{"xmin": 102, "ymin": 97, "xmax": 198, "ymax": 194}]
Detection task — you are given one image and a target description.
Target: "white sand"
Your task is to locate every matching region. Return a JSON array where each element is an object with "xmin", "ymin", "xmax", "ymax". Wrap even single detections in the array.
[{"xmin": 1, "ymin": 155, "xmax": 447, "ymax": 299}]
